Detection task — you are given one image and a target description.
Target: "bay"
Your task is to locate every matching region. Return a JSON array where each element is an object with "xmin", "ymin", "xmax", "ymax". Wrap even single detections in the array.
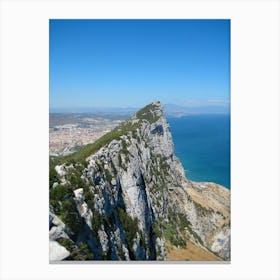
[{"xmin": 168, "ymin": 114, "xmax": 230, "ymax": 189}]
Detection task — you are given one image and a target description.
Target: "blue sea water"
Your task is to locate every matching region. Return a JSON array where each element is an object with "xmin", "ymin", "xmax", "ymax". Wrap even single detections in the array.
[{"xmin": 167, "ymin": 115, "xmax": 230, "ymax": 189}]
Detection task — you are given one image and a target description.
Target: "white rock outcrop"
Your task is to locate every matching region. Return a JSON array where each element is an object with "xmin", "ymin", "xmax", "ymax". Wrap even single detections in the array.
[
  {"xmin": 49, "ymin": 240, "xmax": 70, "ymax": 261},
  {"xmin": 49, "ymin": 101, "xmax": 230, "ymax": 261}
]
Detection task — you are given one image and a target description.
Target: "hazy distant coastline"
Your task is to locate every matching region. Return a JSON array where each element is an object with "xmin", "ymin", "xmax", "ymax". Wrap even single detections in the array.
[{"xmin": 50, "ymin": 103, "xmax": 229, "ymax": 117}]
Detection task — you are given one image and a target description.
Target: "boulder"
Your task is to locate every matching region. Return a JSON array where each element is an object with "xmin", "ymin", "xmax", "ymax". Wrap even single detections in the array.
[{"xmin": 49, "ymin": 240, "xmax": 70, "ymax": 261}]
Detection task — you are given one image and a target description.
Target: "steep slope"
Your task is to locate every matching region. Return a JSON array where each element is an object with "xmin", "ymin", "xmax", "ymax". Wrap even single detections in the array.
[{"xmin": 49, "ymin": 101, "xmax": 230, "ymax": 261}]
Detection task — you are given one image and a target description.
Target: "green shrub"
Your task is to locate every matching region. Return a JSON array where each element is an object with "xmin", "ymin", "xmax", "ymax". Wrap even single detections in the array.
[
  {"xmin": 56, "ymin": 237, "xmax": 75, "ymax": 252},
  {"xmin": 83, "ymin": 184, "xmax": 94, "ymax": 209},
  {"xmin": 161, "ymin": 221, "xmax": 186, "ymax": 248},
  {"xmin": 136, "ymin": 103, "xmax": 161, "ymax": 124},
  {"xmin": 66, "ymin": 170, "xmax": 85, "ymax": 190},
  {"xmin": 49, "ymin": 166, "xmax": 59, "ymax": 188},
  {"xmin": 50, "ymin": 199, "xmax": 61, "ymax": 215},
  {"xmin": 117, "ymin": 207, "xmax": 139, "ymax": 259},
  {"xmin": 71, "ymin": 242, "xmax": 94, "ymax": 260},
  {"xmin": 139, "ymin": 231, "xmax": 147, "ymax": 251},
  {"xmin": 176, "ymin": 211, "xmax": 203, "ymax": 246},
  {"xmin": 177, "ymin": 213, "xmax": 191, "ymax": 231},
  {"xmin": 50, "ymin": 184, "xmax": 69, "ymax": 202},
  {"xmin": 61, "ymin": 198, "xmax": 81, "ymax": 236},
  {"xmin": 117, "ymin": 245, "xmax": 126, "ymax": 260},
  {"xmin": 152, "ymin": 221, "xmax": 162, "ymax": 238},
  {"xmin": 92, "ymin": 211, "xmax": 102, "ymax": 237},
  {"xmin": 104, "ymin": 169, "xmax": 113, "ymax": 183}
]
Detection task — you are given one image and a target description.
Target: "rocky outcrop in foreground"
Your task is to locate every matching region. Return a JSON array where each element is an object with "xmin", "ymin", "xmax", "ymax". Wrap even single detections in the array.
[{"xmin": 49, "ymin": 102, "xmax": 230, "ymax": 261}]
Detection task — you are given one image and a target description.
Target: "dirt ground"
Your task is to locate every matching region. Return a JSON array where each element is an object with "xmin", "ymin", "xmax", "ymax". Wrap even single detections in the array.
[{"xmin": 166, "ymin": 240, "xmax": 222, "ymax": 261}]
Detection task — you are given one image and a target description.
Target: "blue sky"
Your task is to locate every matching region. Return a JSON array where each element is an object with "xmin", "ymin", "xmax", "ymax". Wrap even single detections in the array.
[{"xmin": 50, "ymin": 19, "xmax": 230, "ymax": 109}]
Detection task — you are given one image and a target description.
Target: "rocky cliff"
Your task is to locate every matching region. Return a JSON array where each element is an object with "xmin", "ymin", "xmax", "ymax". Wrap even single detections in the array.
[{"xmin": 49, "ymin": 101, "xmax": 230, "ymax": 261}]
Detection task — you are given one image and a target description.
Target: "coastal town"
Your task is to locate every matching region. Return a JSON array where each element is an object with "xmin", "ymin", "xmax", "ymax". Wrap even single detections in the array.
[{"xmin": 49, "ymin": 113, "xmax": 123, "ymax": 156}]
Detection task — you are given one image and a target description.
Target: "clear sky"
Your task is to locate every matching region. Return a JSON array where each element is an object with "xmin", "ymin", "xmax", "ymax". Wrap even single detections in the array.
[{"xmin": 49, "ymin": 19, "xmax": 230, "ymax": 109}]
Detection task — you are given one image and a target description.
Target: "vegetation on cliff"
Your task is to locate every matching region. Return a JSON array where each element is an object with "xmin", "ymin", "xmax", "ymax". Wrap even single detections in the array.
[
  {"xmin": 49, "ymin": 102, "xmax": 162, "ymax": 168},
  {"xmin": 49, "ymin": 102, "xmax": 230, "ymax": 261}
]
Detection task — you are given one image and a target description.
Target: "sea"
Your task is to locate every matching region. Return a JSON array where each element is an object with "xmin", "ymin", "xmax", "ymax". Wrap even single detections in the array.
[{"xmin": 167, "ymin": 114, "xmax": 230, "ymax": 189}]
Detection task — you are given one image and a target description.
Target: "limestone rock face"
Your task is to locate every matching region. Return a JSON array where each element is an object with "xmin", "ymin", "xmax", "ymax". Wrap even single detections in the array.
[
  {"xmin": 49, "ymin": 102, "xmax": 230, "ymax": 261},
  {"xmin": 49, "ymin": 240, "xmax": 70, "ymax": 261}
]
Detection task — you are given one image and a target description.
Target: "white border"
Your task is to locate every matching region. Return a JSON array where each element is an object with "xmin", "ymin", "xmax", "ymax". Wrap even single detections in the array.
[{"xmin": 0, "ymin": 0, "xmax": 279, "ymax": 279}]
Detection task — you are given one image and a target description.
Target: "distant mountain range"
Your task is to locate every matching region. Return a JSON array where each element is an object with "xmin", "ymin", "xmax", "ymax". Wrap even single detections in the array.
[
  {"xmin": 164, "ymin": 103, "xmax": 229, "ymax": 117},
  {"xmin": 50, "ymin": 103, "xmax": 229, "ymax": 117},
  {"xmin": 50, "ymin": 106, "xmax": 138, "ymax": 114}
]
